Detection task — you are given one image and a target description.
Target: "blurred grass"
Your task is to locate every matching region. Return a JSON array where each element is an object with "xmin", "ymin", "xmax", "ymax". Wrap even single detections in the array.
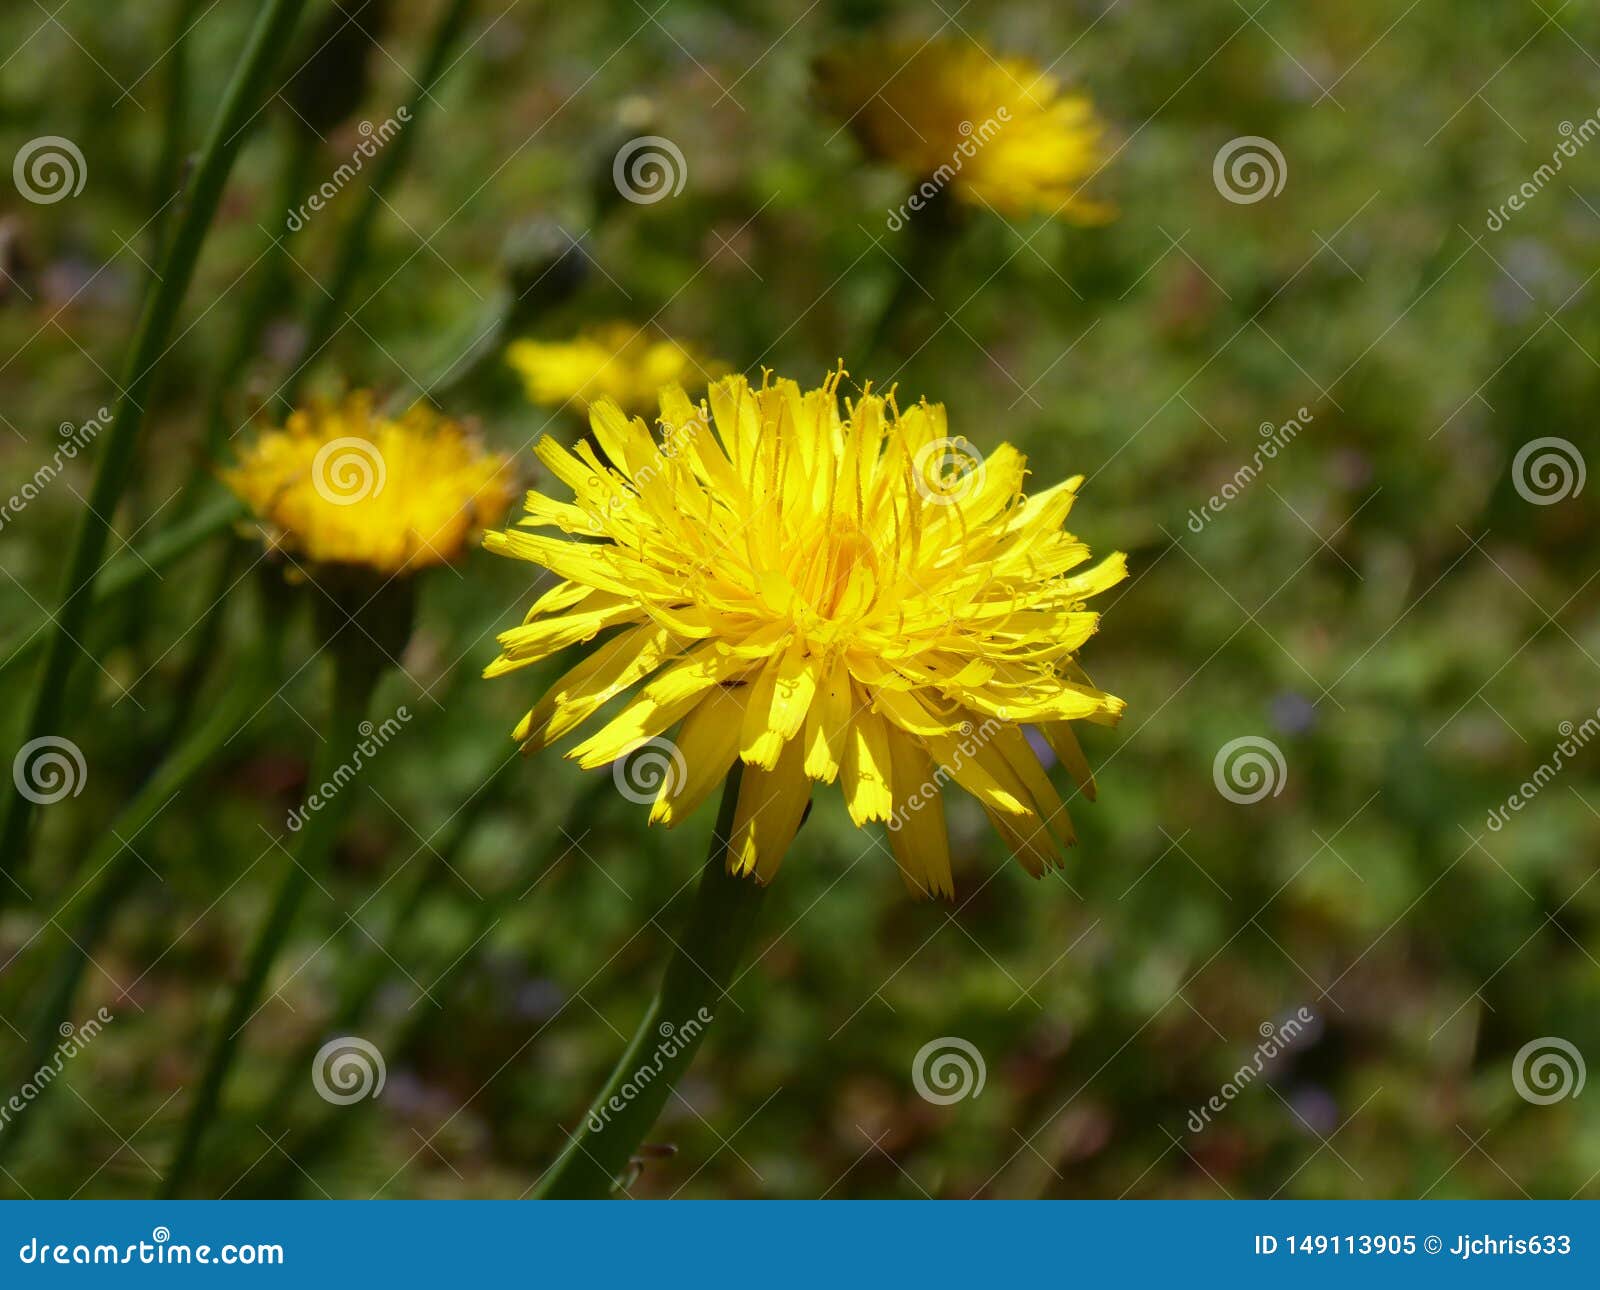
[{"xmin": 1, "ymin": 0, "xmax": 1598, "ymax": 1198}]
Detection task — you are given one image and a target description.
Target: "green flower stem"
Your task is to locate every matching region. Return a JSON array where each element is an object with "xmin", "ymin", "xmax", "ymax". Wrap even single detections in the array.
[
  {"xmin": 0, "ymin": 0, "xmax": 310, "ymax": 892},
  {"xmin": 150, "ymin": 0, "xmax": 205, "ymax": 266},
  {"xmin": 291, "ymin": 0, "xmax": 475, "ymax": 398},
  {"xmin": 0, "ymin": 493, "xmax": 243, "ymax": 685},
  {"xmin": 0, "ymin": 612, "xmax": 283, "ymax": 1169},
  {"xmin": 159, "ymin": 635, "xmax": 383, "ymax": 1198},
  {"xmin": 858, "ymin": 183, "xmax": 962, "ymax": 369},
  {"xmin": 533, "ymin": 766, "xmax": 768, "ymax": 1199}
]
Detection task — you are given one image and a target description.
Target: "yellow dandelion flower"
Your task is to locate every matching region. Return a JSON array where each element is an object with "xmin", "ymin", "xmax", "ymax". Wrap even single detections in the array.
[
  {"xmin": 815, "ymin": 37, "xmax": 1113, "ymax": 223},
  {"xmin": 484, "ymin": 369, "xmax": 1126, "ymax": 899},
  {"xmin": 506, "ymin": 322, "xmax": 727, "ymax": 417},
  {"xmin": 223, "ymin": 392, "xmax": 512, "ymax": 576}
]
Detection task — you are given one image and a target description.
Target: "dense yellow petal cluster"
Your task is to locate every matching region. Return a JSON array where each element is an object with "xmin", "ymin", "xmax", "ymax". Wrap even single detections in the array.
[
  {"xmin": 223, "ymin": 392, "xmax": 512, "ymax": 575},
  {"xmin": 506, "ymin": 322, "xmax": 727, "ymax": 417},
  {"xmin": 815, "ymin": 37, "xmax": 1113, "ymax": 223},
  {"xmin": 484, "ymin": 369, "xmax": 1125, "ymax": 898}
]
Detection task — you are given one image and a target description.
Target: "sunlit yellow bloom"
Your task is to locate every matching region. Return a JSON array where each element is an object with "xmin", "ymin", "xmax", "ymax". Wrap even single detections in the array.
[
  {"xmin": 506, "ymin": 322, "xmax": 726, "ymax": 417},
  {"xmin": 815, "ymin": 37, "xmax": 1113, "ymax": 223},
  {"xmin": 223, "ymin": 392, "xmax": 512, "ymax": 576},
  {"xmin": 484, "ymin": 369, "xmax": 1126, "ymax": 898}
]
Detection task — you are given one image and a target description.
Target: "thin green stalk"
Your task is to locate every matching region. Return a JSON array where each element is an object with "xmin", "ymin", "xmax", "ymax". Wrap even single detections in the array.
[
  {"xmin": 150, "ymin": 127, "xmax": 317, "ymax": 748},
  {"xmin": 0, "ymin": 0, "xmax": 311, "ymax": 892},
  {"xmin": 0, "ymin": 493, "xmax": 243, "ymax": 685},
  {"xmin": 0, "ymin": 631, "xmax": 279, "ymax": 1168},
  {"xmin": 533, "ymin": 767, "xmax": 768, "ymax": 1199},
  {"xmin": 150, "ymin": 0, "xmax": 206, "ymax": 267},
  {"xmin": 127, "ymin": 0, "xmax": 207, "ymax": 667},
  {"xmin": 160, "ymin": 637, "xmax": 382, "ymax": 1198},
  {"xmin": 291, "ymin": 0, "xmax": 475, "ymax": 399},
  {"xmin": 858, "ymin": 183, "xmax": 962, "ymax": 370}
]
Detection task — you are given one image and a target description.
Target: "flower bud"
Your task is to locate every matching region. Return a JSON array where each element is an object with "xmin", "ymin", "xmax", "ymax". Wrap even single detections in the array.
[{"xmin": 285, "ymin": 0, "xmax": 394, "ymax": 138}]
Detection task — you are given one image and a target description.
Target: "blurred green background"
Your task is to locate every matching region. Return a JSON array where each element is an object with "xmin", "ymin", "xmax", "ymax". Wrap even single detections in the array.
[{"xmin": 2, "ymin": 0, "xmax": 1598, "ymax": 1199}]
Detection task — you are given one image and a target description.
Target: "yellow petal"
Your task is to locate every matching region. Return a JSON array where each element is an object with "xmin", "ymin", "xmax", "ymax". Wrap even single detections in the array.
[
  {"xmin": 989, "ymin": 721, "xmax": 1075, "ymax": 850},
  {"xmin": 571, "ymin": 647, "xmax": 749, "ymax": 768},
  {"xmin": 727, "ymin": 734, "xmax": 811, "ymax": 883},
  {"xmin": 885, "ymin": 730, "xmax": 953, "ymax": 900},
  {"xmin": 986, "ymin": 806, "xmax": 1060, "ymax": 879},
  {"xmin": 738, "ymin": 660, "xmax": 785, "ymax": 770},
  {"xmin": 842, "ymin": 697, "xmax": 893, "ymax": 825},
  {"xmin": 874, "ymin": 689, "xmax": 1029, "ymax": 816},
  {"xmin": 768, "ymin": 638, "xmax": 820, "ymax": 744},
  {"xmin": 802, "ymin": 655, "xmax": 852, "ymax": 782},
  {"xmin": 1043, "ymin": 721, "xmax": 1096, "ymax": 801},
  {"xmin": 486, "ymin": 598, "xmax": 643, "ymax": 674},
  {"xmin": 652, "ymin": 685, "xmax": 748, "ymax": 826},
  {"xmin": 513, "ymin": 625, "xmax": 678, "ymax": 750}
]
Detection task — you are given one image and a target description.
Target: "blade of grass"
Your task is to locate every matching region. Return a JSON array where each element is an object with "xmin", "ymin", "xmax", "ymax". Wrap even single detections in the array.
[
  {"xmin": 159, "ymin": 600, "xmax": 393, "ymax": 1198},
  {"xmin": 0, "ymin": 0, "xmax": 312, "ymax": 893},
  {"xmin": 150, "ymin": 0, "xmax": 207, "ymax": 266},
  {"xmin": 250, "ymin": 753, "xmax": 520, "ymax": 1125},
  {"xmin": 0, "ymin": 612, "xmax": 283, "ymax": 1170},
  {"xmin": 0, "ymin": 491, "xmax": 244, "ymax": 686},
  {"xmin": 156, "ymin": 1, "xmax": 475, "ymax": 759},
  {"xmin": 244, "ymin": 762, "xmax": 525, "ymax": 1192},
  {"xmin": 152, "ymin": 126, "xmax": 319, "ymax": 751}
]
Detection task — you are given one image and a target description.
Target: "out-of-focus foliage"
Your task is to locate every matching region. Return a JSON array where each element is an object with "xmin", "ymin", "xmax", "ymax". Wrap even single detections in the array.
[{"xmin": 1, "ymin": 0, "xmax": 1597, "ymax": 1198}]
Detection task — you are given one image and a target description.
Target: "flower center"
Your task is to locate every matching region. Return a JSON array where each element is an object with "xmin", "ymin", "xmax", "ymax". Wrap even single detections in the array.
[{"xmin": 789, "ymin": 517, "xmax": 882, "ymax": 622}]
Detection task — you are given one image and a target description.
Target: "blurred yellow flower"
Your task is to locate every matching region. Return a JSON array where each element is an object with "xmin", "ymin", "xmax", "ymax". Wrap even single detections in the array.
[
  {"xmin": 506, "ymin": 322, "xmax": 726, "ymax": 417},
  {"xmin": 484, "ymin": 369, "xmax": 1125, "ymax": 898},
  {"xmin": 223, "ymin": 392, "xmax": 512, "ymax": 576},
  {"xmin": 815, "ymin": 37, "xmax": 1113, "ymax": 223}
]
